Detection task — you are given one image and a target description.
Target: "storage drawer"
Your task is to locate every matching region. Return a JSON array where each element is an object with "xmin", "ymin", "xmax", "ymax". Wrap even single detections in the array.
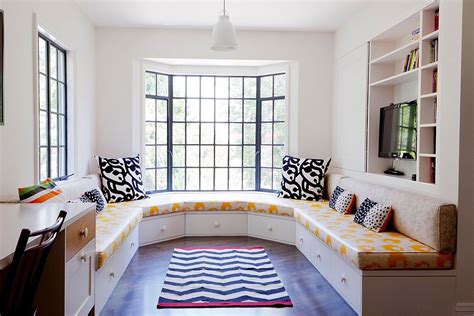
[
  {"xmin": 186, "ymin": 212, "xmax": 247, "ymax": 236},
  {"xmin": 248, "ymin": 214, "xmax": 295, "ymax": 244},
  {"xmin": 66, "ymin": 209, "xmax": 96, "ymax": 262},
  {"xmin": 139, "ymin": 214, "xmax": 185, "ymax": 245},
  {"xmin": 65, "ymin": 239, "xmax": 95, "ymax": 316}
]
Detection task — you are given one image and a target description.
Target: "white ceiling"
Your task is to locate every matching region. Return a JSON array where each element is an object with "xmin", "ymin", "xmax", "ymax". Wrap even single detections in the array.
[{"xmin": 73, "ymin": 0, "xmax": 374, "ymax": 31}]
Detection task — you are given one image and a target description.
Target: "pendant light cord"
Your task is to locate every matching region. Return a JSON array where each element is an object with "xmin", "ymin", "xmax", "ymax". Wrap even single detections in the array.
[{"xmin": 223, "ymin": 0, "xmax": 227, "ymax": 15}]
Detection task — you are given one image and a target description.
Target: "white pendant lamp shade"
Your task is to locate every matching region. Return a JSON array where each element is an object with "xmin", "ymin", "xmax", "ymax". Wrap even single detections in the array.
[{"xmin": 211, "ymin": 1, "xmax": 237, "ymax": 51}]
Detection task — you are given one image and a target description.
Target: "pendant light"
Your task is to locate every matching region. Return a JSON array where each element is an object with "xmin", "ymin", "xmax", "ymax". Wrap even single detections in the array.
[{"xmin": 211, "ymin": 0, "xmax": 237, "ymax": 51}]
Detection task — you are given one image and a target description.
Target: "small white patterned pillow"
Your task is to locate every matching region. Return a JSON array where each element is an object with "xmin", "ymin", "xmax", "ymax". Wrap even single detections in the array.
[
  {"xmin": 354, "ymin": 198, "xmax": 393, "ymax": 232},
  {"xmin": 329, "ymin": 186, "xmax": 355, "ymax": 214}
]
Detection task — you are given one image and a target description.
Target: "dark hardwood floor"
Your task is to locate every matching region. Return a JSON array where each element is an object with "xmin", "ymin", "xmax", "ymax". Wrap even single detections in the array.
[{"xmin": 100, "ymin": 237, "xmax": 356, "ymax": 316}]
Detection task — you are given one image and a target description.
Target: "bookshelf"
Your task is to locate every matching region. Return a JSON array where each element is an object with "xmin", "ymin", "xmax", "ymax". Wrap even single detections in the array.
[{"xmin": 367, "ymin": 1, "xmax": 440, "ymax": 184}]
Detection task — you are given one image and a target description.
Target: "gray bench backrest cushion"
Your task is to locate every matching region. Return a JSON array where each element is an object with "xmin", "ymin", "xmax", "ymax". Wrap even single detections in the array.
[{"xmin": 324, "ymin": 174, "xmax": 457, "ymax": 253}]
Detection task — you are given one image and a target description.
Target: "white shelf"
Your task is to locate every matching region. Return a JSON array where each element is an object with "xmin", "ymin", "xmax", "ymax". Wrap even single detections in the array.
[
  {"xmin": 421, "ymin": 61, "xmax": 438, "ymax": 70},
  {"xmin": 422, "ymin": 30, "xmax": 439, "ymax": 41},
  {"xmin": 370, "ymin": 41, "xmax": 419, "ymax": 64},
  {"xmin": 370, "ymin": 68, "xmax": 418, "ymax": 87},
  {"xmin": 419, "ymin": 153, "xmax": 437, "ymax": 158},
  {"xmin": 420, "ymin": 92, "xmax": 438, "ymax": 99},
  {"xmin": 419, "ymin": 123, "xmax": 437, "ymax": 128}
]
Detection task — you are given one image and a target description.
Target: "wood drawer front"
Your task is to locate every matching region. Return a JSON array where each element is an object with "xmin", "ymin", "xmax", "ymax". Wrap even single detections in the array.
[
  {"xmin": 139, "ymin": 214, "xmax": 185, "ymax": 245},
  {"xmin": 65, "ymin": 239, "xmax": 95, "ymax": 316},
  {"xmin": 66, "ymin": 210, "xmax": 96, "ymax": 262},
  {"xmin": 248, "ymin": 214, "xmax": 295, "ymax": 244},
  {"xmin": 186, "ymin": 213, "xmax": 247, "ymax": 236}
]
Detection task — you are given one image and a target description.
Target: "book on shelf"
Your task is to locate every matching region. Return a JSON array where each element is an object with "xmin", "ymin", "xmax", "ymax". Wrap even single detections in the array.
[
  {"xmin": 430, "ymin": 39, "xmax": 439, "ymax": 63},
  {"xmin": 430, "ymin": 157, "xmax": 436, "ymax": 183},
  {"xmin": 404, "ymin": 48, "xmax": 419, "ymax": 72},
  {"xmin": 432, "ymin": 69, "xmax": 438, "ymax": 92},
  {"xmin": 434, "ymin": 9, "xmax": 439, "ymax": 31},
  {"xmin": 411, "ymin": 27, "xmax": 420, "ymax": 41}
]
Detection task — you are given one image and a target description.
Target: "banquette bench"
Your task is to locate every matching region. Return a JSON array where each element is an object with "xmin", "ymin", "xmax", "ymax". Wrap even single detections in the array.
[{"xmin": 56, "ymin": 173, "xmax": 457, "ymax": 315}]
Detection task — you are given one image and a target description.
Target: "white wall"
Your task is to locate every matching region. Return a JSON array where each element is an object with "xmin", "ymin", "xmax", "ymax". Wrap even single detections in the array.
[
  {"xmin": 0, "ymin": 1, "xmax": 96, "ymax": 200},
  {"xmin": 95, "ymin": 28, "xmax": 333, "ymax": 162}
]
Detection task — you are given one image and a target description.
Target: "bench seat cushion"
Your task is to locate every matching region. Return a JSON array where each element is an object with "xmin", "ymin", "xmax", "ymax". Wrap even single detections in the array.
[
  {"xmin": 96, "ymin": 205, "xmax": 143, "ymax": 269},
  {"xmin": 294, "ymin": 202, "xmax": 454, "ymax": 270}
]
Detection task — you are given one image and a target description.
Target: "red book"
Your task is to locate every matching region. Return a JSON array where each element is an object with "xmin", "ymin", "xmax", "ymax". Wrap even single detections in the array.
[{"xmin": 434, "ymin": 9, "xmax": 439, "ymax": 31}]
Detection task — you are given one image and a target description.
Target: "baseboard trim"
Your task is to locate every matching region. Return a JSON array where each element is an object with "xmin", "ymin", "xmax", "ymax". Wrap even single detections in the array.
[{"xmin": 456, "ymin": 303, "xmax": 474, "ymax": 312}]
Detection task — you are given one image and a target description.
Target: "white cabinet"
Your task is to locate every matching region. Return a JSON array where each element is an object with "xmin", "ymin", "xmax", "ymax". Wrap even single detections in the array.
[
  {"xmin": 186, "ymin": 212, "xmax": 248, "ymax": 236},
  {"xmin": 248, "ymin": 213, "xmax": 295, "ymax": 244},
  {"xmin": 139, "ymin": 213, "xmax": 185, "ymax": 245}
]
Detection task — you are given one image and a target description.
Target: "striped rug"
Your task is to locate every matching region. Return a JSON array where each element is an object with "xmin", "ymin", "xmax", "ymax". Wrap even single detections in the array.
[{"xmin": 157, "ymin": 247, "xmax": 293, "ymax": 308}]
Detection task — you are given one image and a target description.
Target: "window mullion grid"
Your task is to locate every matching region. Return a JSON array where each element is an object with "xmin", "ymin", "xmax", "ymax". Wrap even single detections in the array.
[
  {"xmin": 63, "ymin": 49, "xmax": 68, "ymax": 177},
  {"xmin": 167, "ymin": 75, "xmax": 173, "ymax": 192},
  {"xmin": 184, "ymin": 77, "xmax": 187, "ymax": 191},
  {"xmin": 255, "ymin": 76, "xmax": 262, "ymax": 191},
  {"xmin": 198, "ymin": 76, "xmax": 201, "ymax": 191},
  {"xmin": 271, "ymin": 75, "xmax": 275, "ymax": 191},
  {"xmin": 46, "ymin": 39, "xmax": 51, "ymax": 179},
  {"xmin": 227, "ymin": 81, "xmax": 231, "ymax": 191},
  {"xmin": 213, "ymin": 77, "xmax": 217, "ymax": 190},
  {"xmin": 55, "ymin": 46, "xmax": 60, "ymax": 178}
]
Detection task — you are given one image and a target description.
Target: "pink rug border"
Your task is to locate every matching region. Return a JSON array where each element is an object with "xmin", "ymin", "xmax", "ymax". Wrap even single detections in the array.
[{"xmin": 157, "ymin": 300, "xmax": 293, "ymax": 308}]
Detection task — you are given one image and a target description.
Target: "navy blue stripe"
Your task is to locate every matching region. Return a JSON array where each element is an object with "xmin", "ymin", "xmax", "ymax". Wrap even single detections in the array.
[
  {"xmin": 172, "ymin": 254, "xmax": 269, "ymax": 261},
  {"xmin": 164, "ymin": 279, "xmax": 282, "ymax": 287},
  {"xmin": 159, "ymin": 294, "xmax": 291, "ymax": 303},
  {"xmin": 174, "ymin": 250, "xmax": 266, "ymax": 256},
  {"xmin": 169, "ymin": 260, "xmax": 271, "ymax": 267},
  {"xmin": 165, "ymin": 272, "xmax": 278, "ymax": 280},
  {"xmin": 161, "ymin": 286, "xmax": 287, "ymax": 297},
  {"xmin": 168, "ymin": 266, "xmax": 274, "ymax": 273}
]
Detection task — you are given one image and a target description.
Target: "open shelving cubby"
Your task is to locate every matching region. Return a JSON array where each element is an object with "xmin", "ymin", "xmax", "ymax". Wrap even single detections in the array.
[{"xmin": 367, "ymin": 1, "xmax": 440, "ymax": 184}]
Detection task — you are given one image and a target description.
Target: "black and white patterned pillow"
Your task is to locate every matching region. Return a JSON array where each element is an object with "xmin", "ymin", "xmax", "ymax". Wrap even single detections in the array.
[
  {"xmin": 278, "ymin": 155, "xmax": 331, "ymax": 201},
  {"xmin": 95, "ymin": 155, "xmax": 147, "ymax": 203},
  {"xmin": 329, "ymin": 186, "xmax": 355, "ymax": 214},
  {"xmin": 354, "ymin": 198, "xmax": 392, "ymax": 232},
  {"xmin": 80, "ymin": 189, "xmax": 106, "ymax": 214}
]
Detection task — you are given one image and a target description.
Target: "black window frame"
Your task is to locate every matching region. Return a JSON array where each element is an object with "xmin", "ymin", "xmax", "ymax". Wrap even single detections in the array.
[
  {"xmin": 144, "ymin": 71, "xmax": 286, "ymax": 193},
  {"xmin": 38, "ymin": 33, "xmax": 68, "ymax": 181}
]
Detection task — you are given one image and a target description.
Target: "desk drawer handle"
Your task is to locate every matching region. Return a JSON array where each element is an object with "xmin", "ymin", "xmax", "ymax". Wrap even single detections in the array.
[
  {"xmin": 316, "ymin": 253, "xmax": 321, "ymax": 260},
  {"xmin": 80, "ymin": 227, "xmax": 89, "ymax": 238},
  {"xmin": 80, "ymin": 252, "xmax": 88, "ymax": 263},
  {"xmin": 110, "ymin": 272, "xmax": 115, "ymax": 278},
  {"xmin": 340, "ymin": 275, "xmax": 346, "ymax": 284}
]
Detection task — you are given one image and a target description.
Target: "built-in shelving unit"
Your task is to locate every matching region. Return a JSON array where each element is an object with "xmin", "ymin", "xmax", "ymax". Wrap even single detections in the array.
[{"xmin": 367, "ymin": 1, "xmax": 440, "ymax": 184}]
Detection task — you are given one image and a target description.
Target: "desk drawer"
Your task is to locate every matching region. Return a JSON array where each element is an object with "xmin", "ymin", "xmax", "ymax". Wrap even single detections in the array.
[{"xmin": 66, "ymin": 209, "xmax": 96, "ymax": 262}]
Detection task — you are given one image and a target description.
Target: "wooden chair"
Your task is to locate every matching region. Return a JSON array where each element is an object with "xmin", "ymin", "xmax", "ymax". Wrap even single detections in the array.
[{"xmin": 0, "ymin": 210, "xmax": 67, "ymax": 316}]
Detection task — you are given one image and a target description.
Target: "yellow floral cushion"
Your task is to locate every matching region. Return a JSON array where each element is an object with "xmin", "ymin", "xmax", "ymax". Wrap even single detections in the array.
[
  {"xmin": 294, "ymin": 202, "xmax": 454, "ymax": 270},
  {"xmin": 96, "ymin": 205, "xmax": 143, "ymax": 269}
]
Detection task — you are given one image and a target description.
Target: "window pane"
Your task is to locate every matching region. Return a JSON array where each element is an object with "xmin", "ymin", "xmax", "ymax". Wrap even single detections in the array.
[
  {"xmin": 201, "ymin": 77, "xmax": 214, "ymax": 98},
  {"xmin": 173, "ymin": 123, "xmax": 185, "ymax": 144},
  {"xmin": 186, "ymin": 99, "xmax": 199, "ymax": 121},
  {"xmin": 59, "ymin": 147, "xmax": 66, "ymax": 177},
  {"xmin": 230, "ymin": 77, "xmax": 242, "ymax": 98},
  {"xmin": 145, "ymin": 146, "xmax": 155, "ymax": 168},
  {"xmin": 216, "ymin": 100, "xmax": 228, "ymax": 122},
  {"xmin": 261, "ymin": 76, "xmax": 273, "ymax": 98},
  {"xmin": 186, "ymin": 168, "xmax": 199, "ymax": 190},
  {"xmin": 173, "ymin": 168, "xmax": 185, "ymax": 190},
  {"xmin": 273, "ymin": 169, "xmax": 282, "ymax": 191},
  {"xmin": 145, "ymin": 169, "xmax": 156, "ymax": 192},
  {"xmin": 157, "ymin": 74, "xmax": 168, "ymax": 97},
  {"xmin": 157, "ymin": 145, "xmax": 167, "ymax": 167},
  {"xmin": 50, "ymin": 114, "xmax": 58, "ymax": 146},
  {"xmin": 243, "ymin": 123, "xmax": 256, "ymax": 144},
  {"xmin": 262, "ymin": 100, "xmax": 273, "ymax": 121},
  {"xmin": 274, "ymin": 74, "xmax": 286, "ymax": 97},
  {"xmin": 39, "ymin": 38, "xmax": 47, "ymax": 74},
  {"xmin": 186, "ymin": 123, "xmax": 199, "ymax": 144},
  {"xmin": 216, "ymin": 77, "xmax": 229, "ymax": 98},
  {"xmin": 244, "ymin": 100, "xmax": 256, "ymax": 122},
  {"xmin": 243, "ymin": 146, "xmax": 255, "ymax": 167},
  {"xmin": 173, "ymin": 145, "xmax": 185, "ymax": 167},
  {"xmin": 229, "ymin": 146, "xmax": 242, "ymax": 167},
  {"xmin": 215, "ymin": 168, "xmax": 228, "ymax": 190},
  {"xmin": 173, "ymin": 99, "xmax": 185, "ymax": 121},
  {"xmin": 40, "ymin": 111, "xmax": 48, "ymax": 146},
  {"xmin": 58, "ymin": 51, "xmax": 65, "ymax": 82},
  {"xmin": 156, "ymin": 123, "xmax": 167, "ymax": 144},
  {"xmin": 229, "ymin": 168, "xmax": 242, "ymax": 190},
  {"xmin": 157, "ymin": 100, "xmax": 167, "ymax": 121},
  {"xmin": 50, "ymin": 47, "xmax": 57, "ymax": 79},
  {"xmin": 201, "ymin": 168, "xmax": 214, "ymax": 190},
  {"xmin": 146, "ymin": 72, "xmax": 156, "ymax": 95},
  {"xmin": 243, "ymin": 168, "xmax": 255, "ymax": 190},
  {"xmin": 261, "ymin": 123, "xmax": 272, "ymax": 145},
  {"xmin": 50, "ymin": 147, "xmax": 58, "ymax": 179},
  {"xmin": 173, "ymin": 76, "xmax": 185, "ymax": 97},
  {"xmin": 145, "ymin": 99, "xmax": 155, "ymax": 121},
  {"xmin": 215, "ymin": 146, "xmax": 228, "ymax": 167},
  {"xmin": 58, "ymin": 83, "xmax": 66, "ymax": 114},
  {"xmin": 145, "ymin": 122, "xmax": 155, "ymax": 144},
  {"xmin": 273, "ymin": 146, "xmax": 284, "ymax": 168},
  {"xmin": 274, "ymin": 99, "xmax": 285, "ymax": 121},
  {"xmin": 201, "ymin": 123, "xmax": 214, "ymax": 144},
  {"xmin": 39, "ymin": 75, "xmax": 47, "ymax": 110},
  {"xmin": 244, "ymin": 77, "xmax": 256, "ymax": 98},
  {"xmin": 186, "ymin": 145, "xmax": 199, "ymax": 167},
  {"xmin": 157, "ymin": 169, "xmax": 167, "ymax": 191},
  {"xmin": 229, "ymin": 123, "xmax": 242, "ymax": 144},
  {"xmin": 261, "ymin": 145, "xmax": 272, "ymax": 168},
  {"xmin": 215, "ymin": 123, "xmax": 228, "ymax": 144},
  {"xmin": 40, "ymin": 148, "xmax": 48, "ymax": 180},
  {"xmin": 187, "ymin": 77, "xmax": 200, "ymax": 98},
  {"xmin": 59, "ymin": 115, "xmax": 66, "ymax": 146},
  {"xmin": 201, "ymin": 99, "xmax": 214, "ymax": 121},
  {"xmin": 274, "ymin": 122, "xmax": 285, "ymax": 144},
  {"xmin": 50, "ymin": 80, "xmax": 57, "ymax": 112},
  {"xmin": 261, "ymin": 168, "xmax": 272, "ymax": 190},
  {"xmin": 230, "ymin": 100, "xmax": 242, "ymax": 122},
  {"xmin": 201, "ymin": 146, "xmax": 214, "ymax": 167}
]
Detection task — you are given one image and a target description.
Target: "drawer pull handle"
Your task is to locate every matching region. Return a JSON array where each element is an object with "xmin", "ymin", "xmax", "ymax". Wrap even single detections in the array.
[
  {"xmin": 267, "ymin": 225, "xmax": 272, "ymax": 232},
  {"xmin": 213, "ymin": 221, "xmax": 220, "ymax": 228},
  {"xmin": 131, "ymin": 242, "xmax": 135, "ymax": 248},
  {"xmin": 80, "ymin": 252, "xmax": 88, "ymax": 263},
  {"xmin": 161, "ymin": 225, "xmax": 167, "ymax": 232},
  {"xmin": 340, "ymin": 275, "xmax": 346, "ymax": 284},
  {"xmin": 110, "ymin": 272, "xmax": 115, "ymax": 278},
  {"xmin": 80, "ymin": 227, "xmax": 89, "ymax": 238},
  {"xmin": 299, "ymin": 237, "xmax": 304, "ymax": 244},
  {"xmin": 316, "ymin": 253, "xmax": 321, "ymax": 260}
]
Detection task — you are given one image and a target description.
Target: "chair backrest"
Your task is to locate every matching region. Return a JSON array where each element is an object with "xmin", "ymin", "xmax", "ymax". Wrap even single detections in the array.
[{"xmin": 0, "ymin": 210, "xmax": 67, "ymax": 316}]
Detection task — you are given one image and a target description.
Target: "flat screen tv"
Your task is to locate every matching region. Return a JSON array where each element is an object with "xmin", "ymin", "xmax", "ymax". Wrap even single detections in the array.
[{"xmin": 378, "ymin": 100, "xmax": 417, "ymax": 160}]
